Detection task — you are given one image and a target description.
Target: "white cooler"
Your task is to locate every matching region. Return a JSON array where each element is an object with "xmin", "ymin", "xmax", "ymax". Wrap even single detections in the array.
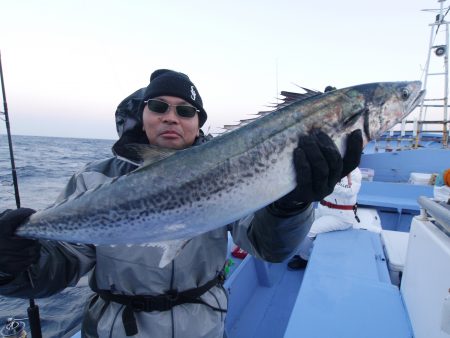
[
  {"xmin": 353, "ymin": 207, "xmax": 382, "ymax": 233},
  {"xmin": 408, "ymin": 172, "xmax": 433, "ymax": 185},
  {"xmin": 380, "ymin": 230, "xmax": 409, "ymax": 286},
  {"xmin": 360, "ymin": 167, "xmax": 375, "ymax": 181}
]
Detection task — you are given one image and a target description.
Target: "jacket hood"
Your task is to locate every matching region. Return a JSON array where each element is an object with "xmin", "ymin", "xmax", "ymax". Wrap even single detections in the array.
[
  {"xmin": 115, "ymin": 87, "xmax": 147, "ymax": 139},
  {"xmin": 113, "ymin": 88, "xmax": 211, "ymax": 163}
]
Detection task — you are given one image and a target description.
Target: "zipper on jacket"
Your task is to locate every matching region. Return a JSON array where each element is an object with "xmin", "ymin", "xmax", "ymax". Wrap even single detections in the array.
[
  {"xmin": 170, "ymin": 260, "xmax": 175, "ymax": 338},
  {"xmin": 109, "ymin": 305, "xmax": 124, "ymax": 338}
]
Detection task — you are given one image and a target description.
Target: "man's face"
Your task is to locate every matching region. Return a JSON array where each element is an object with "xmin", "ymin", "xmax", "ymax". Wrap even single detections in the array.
[{"xmin": 142, "ymin": 95, "xmax": 200, "ymax": 149}]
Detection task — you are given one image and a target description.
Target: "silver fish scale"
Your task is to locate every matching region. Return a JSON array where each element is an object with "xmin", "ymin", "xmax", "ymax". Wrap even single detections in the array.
[
  {"xmin": 136, "ymin": 130, "xmax": 299, "ymax": 241},
  {"xmin": 17, "ymin": 81, "xmax": 425, "ymax": 246}
]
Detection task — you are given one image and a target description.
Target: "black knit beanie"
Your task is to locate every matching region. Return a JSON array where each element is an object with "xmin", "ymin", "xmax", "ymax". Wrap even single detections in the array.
[{"xmin": 141, "ymin": 69, "xmax": 207, "ymax": 127}]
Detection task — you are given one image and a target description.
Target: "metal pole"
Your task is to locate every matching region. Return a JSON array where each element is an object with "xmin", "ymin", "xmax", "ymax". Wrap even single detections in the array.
[
  {"xmin": 444, "ymin": 20, "xmax": 449, "ymax": 147},
  {"xmin": 415, "ymin": 21, "xmax": 435, "ymax": 149}
]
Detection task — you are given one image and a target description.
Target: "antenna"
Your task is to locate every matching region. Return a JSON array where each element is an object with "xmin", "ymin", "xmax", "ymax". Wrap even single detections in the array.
[{"xmin": 276, "ymin": 58, "xmax": 279, "ymax": 107}]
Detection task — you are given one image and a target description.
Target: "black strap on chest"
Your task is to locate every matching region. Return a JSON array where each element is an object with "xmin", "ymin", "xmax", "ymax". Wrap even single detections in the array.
[{"xmin": 96, "ymin": 273, "xmax": 226, "ymax": 336}]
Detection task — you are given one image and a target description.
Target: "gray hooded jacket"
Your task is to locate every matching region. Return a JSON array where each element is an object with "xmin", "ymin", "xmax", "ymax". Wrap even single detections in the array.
[{"xmin": 0, "ymin": 90, "xmax": 314, "ymax": 337}]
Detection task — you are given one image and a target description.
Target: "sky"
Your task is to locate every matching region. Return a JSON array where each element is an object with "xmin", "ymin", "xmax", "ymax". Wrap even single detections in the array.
[{"xmin": 0, "ymin": 0, "xmax": 446, "ymax": 140}]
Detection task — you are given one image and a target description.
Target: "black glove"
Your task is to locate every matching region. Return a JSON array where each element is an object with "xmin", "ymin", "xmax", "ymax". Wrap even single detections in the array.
[
  {"xmin": 341, "ymin": 129, "xmax": 363, "ymax": 177},
  {"xmin": 271, "ymin": 129, "xmax": 363, "ymax": 214},
  {"xmin": 0, "ymin": 208, "xmax": 40, "ymax": 277}
]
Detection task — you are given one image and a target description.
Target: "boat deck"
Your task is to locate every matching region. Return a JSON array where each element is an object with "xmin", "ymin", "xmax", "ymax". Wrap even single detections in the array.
[
  {"xmin": 357, "ymin": 180, "xmax": 433, "ymax": 231},
  {"xmin": 225, "ymin": 257, "xmax": 304, "ymax": 338},
  {"xmin": 284, "ymin": 230, "xmax": 412, "ymax": 338},
  {"xmin": 225, "ymin": 229, "xmax": 414, "ymax": 338}
]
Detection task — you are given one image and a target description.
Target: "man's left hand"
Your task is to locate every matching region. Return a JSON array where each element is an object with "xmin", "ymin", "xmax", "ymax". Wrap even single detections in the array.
[{"xmin": 273, "ymin": 129, "xmax": 363, "ymax": 211}]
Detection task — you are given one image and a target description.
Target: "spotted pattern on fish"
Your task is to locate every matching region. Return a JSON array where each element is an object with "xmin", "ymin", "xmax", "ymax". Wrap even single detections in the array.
[{"xmin": 16, "ymin": 82, "xmax": 425, "ymax": 247}]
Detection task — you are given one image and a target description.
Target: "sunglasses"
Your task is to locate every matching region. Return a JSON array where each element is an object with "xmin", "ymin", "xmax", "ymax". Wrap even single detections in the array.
[{"xmin": 145, "ymin": 99, "xmax": 199, "ymax": 118}]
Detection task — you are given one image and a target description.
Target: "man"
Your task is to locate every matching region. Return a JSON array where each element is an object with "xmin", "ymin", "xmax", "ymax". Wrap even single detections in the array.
[
  {"xmin": 0, "ymin": 69, "xmax": 362, "ymax": 337},
  {"xmin": 288, "ymin": 167, "xmax": 363, "ymax": 270}
]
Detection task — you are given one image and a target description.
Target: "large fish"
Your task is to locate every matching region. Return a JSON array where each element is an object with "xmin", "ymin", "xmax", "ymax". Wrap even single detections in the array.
[{"xmin": 16, "ymin": 81, "xmax": 424, "ymax": 266}]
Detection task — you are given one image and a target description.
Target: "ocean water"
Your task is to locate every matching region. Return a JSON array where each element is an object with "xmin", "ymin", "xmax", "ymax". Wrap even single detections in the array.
[
  {"xmin": 0, "ymin": 134, "xmax": 115, "ymax": 338},
  {"xmin": 1, "ymin": 134, "xmax": 114, "ymax": 210}
]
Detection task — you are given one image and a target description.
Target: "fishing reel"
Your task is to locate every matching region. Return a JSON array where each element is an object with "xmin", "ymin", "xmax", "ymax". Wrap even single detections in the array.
[{"xmin": 0, "ymin": 318, "xmax": 27, "ymax": 338}]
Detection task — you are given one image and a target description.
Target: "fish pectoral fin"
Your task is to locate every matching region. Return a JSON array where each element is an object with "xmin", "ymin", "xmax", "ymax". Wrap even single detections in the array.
[{"xmin": 155, "ymin": 239, "xmax": 191, "ymax": 268}]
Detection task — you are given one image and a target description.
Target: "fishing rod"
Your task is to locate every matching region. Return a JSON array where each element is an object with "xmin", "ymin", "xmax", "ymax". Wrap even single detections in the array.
[
  {"xmin": 0, "ymin": 51, "xmax": 42, "ymax": 338},
  {"xmin": 0, "ymin": 53, "xmax": 20, "ymax": 208}
]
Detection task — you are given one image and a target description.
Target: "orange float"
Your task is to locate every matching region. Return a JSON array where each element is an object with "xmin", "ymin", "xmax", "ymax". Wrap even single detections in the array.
[{"xmin": 444, "ymin": 168, "xmax": 450, "ymax": 187}]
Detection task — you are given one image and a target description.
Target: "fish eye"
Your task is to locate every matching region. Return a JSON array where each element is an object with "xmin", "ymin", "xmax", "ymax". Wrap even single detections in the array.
[{"xmin": 401, "ymin": 88, "xmax": 410, "ymax": 100}]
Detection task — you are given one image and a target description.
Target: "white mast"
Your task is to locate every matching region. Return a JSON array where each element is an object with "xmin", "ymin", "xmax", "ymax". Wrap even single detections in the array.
[{"xmin": 417, "ymin": 0, "xmax": 450, "ymax": 147}]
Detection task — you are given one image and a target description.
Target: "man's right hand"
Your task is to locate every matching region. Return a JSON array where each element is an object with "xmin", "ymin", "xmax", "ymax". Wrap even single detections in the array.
[{"xmin": 0, "ymin": 208, "xmax": 40, "ymax": 277}]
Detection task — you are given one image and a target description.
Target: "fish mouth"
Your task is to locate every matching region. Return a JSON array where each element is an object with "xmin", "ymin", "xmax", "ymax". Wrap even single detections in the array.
[{"xmin": 363, "ymin": 85, "xmax": 426, "ymax": 142}]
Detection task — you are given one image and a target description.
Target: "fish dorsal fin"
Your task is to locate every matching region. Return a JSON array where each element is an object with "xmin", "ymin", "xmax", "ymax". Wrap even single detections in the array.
[
  {"xmin": 215, "ymin": 86, "xmax": 322, "ymax": 135},
  {"xmin": 118, "ymin": 143, "xmax": 177, "ymax": 165}
]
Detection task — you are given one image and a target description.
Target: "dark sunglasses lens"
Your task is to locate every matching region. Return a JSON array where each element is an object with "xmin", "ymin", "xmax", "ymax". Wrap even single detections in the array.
[
  {"xmin": 147, "ymin": 100, "xmax": 169, "ymax": 114},
  {"xmin": 176, "ymin": 106, "xmax": 197, "ymax": 118}
]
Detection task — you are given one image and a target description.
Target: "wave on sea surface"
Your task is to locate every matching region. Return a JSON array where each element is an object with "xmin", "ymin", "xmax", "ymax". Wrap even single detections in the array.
[{"xmin": 0, "ymin": 134, "xmax": 114, "ymax": 210}]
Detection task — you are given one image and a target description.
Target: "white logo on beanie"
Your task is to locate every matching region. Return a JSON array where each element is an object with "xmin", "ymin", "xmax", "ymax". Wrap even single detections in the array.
[{"xmin": 190, "ymin": 86, "xmax": 197, "ymax": 101}]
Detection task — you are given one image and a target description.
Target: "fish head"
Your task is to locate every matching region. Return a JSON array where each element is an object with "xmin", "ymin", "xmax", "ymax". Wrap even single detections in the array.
[{"xmin": 344, "ymin": 81, "xmax": 425, "ymax": 143}]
